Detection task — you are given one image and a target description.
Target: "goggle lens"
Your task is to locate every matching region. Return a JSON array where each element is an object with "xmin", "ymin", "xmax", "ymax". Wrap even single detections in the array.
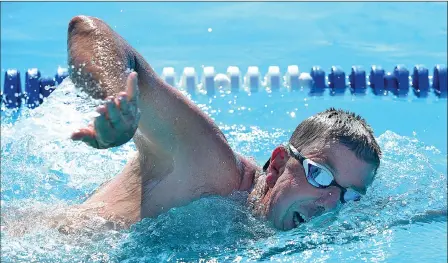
[
  {"xmin": 343, "ymin": 188, "xmax": 361, "ymax": 202},
  {"xmin": 287, "ymin": 144, "xmax": 364, "ymax": 203},
  {"xmin": 305, "ymin": 160, "xmax": 362, "ymax": 203},
  {"xmin": 305, "ymin": 160, "xmax": 334, "ymax": 187}
]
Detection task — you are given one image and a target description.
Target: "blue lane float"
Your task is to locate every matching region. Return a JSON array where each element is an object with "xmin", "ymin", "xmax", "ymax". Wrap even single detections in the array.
[
  {"xmin": 384, "ymin": 72, "xmax": 397, "ymax": 94},
  {"xmin": 394, "ymin": 65, "xmax": 409, "ymax": 97},
  {"xmin": 161, "ymin": 67, "xmax": 176, "ymax": 87},
  {"xmin": 181, "ymin": 67, "xmax": 197, "ymax": 95},
  {"xmin": 328, "ymin": 66, "xmax": 346, "ymax": 95},
  {"xmin": 266, "ymin": 66, "xmax": 281, "ymax": 91},
  {"xmin": 350, "ymin": 66, "xmax": 366, "ymax": 95},
  {"xmin": 310, "ymin": 66, "xmax": 326, "ymax": 94},
  {"xmin": 285, "ymin": 65, "xmax": 300, "ymax": 91},
  {"xmin": 55, "ymin": 67, "xmax": 69, "ymax": 85},
  {"xmin": 412, "ymin": 65, "xmax": 429, "ymax": 98},
  {"xmin": 203, "ymin": 67, "xmax": 216, "ymax": 96},
  {"xmin": 369, "ymin": 66, "xmax": 385, "ymax": 95},
  {"xmin": 39, "ymin": 77, "xmax": 56, "ymax": 100},
  {"xmin": 245, "ymin": 66, "xmax": 261, "ymax": 93},
  {"xmin": 433, "ymin": 64, "xmax": 447, "ymax": 98},
  {"xmin": 227, "ymin": 66, "xmax": 241, "ymax": 93},
  {"xmin": 25, "ymin": 68, "xmax": 41, "ymax": 109},
  {"xmin": 2, "ymin": 69, "xmax": 22, "ymax": 109},
  {"xmin": 2, "ymin": 64, "xmax": 447, "ymax": 111},
  {"xmin": 1, "ymin": 67, "xmax": 68, "ymax": 110}
]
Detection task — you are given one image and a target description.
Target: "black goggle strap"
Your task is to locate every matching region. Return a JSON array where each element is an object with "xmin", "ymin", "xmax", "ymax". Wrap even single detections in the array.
[
  {"xmin": 329, "ymin": 180, "xmax": 347, "ymax": 203},
  {"xmin": 262, "ymin": 158, "xmax": 270, "ymax": 172},
  {"xmin": 290, "ymin": 144, "xmax": 350, "ymax": 203},
  {"xmin": 287, "ymin": 143, "xmax": 305, "ymax": 163}
]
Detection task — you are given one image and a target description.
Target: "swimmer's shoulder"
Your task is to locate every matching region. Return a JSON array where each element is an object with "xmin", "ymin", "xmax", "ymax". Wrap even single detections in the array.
[{"xmin": 235, "ymin": 153, "xmax": 262, "ymax": 191}]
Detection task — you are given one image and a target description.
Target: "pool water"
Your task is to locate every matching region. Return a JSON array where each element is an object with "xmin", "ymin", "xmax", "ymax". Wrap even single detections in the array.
[{"xmin": 1, "ymin": 2, "xmax": 447, "ymax": 263}]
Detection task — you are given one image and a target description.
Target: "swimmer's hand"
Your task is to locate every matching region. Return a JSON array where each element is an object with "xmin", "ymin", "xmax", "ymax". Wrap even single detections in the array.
[{"xmin": 71, "ymin": 72, "xmax": 141, "ymax": 149}]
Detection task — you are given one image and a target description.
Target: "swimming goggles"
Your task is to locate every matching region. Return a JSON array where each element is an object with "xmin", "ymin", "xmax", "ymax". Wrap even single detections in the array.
[{"xmin": 263, "ymin": 144, "xmax": 362, "ymax": 203}]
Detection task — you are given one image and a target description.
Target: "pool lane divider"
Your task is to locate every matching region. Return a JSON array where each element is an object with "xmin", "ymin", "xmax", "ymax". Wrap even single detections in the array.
[
  {"xmin": 1, "ymin": 64, "xmax": 446, "ymax": 110},
  {"xmin": 3, "ymin": 69, "xmax": 22, "ymax": 109},
  {"xmin": 2, "ymin": 67, "xmax": 68, "ymax": 109},
  {"xmin": 167, "ymin": 64, "xmax": 446, "ymax": 98}
]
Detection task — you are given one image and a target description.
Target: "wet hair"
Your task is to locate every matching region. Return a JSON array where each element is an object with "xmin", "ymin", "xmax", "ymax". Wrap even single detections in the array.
[{"xmin": 289, "ymin": 107, "xmax": 382, "ymax": 172}]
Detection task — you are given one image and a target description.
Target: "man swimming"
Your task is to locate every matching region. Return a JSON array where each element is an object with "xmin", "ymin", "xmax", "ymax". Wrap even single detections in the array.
[{"xmin": 68, "ymin": 15, "xmax": 382, "ymax": 231}]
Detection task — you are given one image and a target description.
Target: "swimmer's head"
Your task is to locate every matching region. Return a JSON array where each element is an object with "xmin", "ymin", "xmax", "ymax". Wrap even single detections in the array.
[{"xmin": 248, "ymin": 108, "xmax": 382, "ymax": 230}]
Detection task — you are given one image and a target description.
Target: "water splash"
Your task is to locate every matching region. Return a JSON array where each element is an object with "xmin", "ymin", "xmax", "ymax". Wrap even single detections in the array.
[{"xmin": 1, "ymin": 79, "xmax": 446, "ymax": 263}]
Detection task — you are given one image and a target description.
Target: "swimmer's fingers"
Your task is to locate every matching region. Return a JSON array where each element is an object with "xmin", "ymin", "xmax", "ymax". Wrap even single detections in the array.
[
  {"xmin": 71, "ymin": 126, "xmax": 100, "ymax": 149},
  {"xmin": 71, "ymin": 127, "xmax": 95, "ymax": 141},
  {"xmin": 80, "ymin": 133, "xmax": 100, "ymax": 149},
  {"xmin": 72, "ymin": 73, "xmax": 140, "ymax": 149},
  {"xmin": 116, "ymin": 72, "xmax": 141, "ymax": 131},
  {"xmin": 106, "ymin": 96, "xmax": 125, "ymax": 130},
  {"xmin": 117, "ymin": 94, "xmax": 140, "ymax": 127},
  {"xmin": 126, "ymin": 72, "xmax": 139, "ymax": 104},
  {"xmin": 71, "ymin": 107, "xmax": 116, "ymax": 149},
  {"xmin": 94, "ymin": 105, "xmax": 117, "ymax": 146},
  {"xmin": 120, "ymin": 72, "xmax": 140, "ymax": 118},
  {"xmin": 117, "ymin": 93, "xmax": 130, "ymax": 115}
]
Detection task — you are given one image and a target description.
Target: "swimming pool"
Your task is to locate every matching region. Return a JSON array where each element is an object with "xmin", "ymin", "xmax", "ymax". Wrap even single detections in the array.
[{"xmin": 1, "ymin": 2, "xmax": 447, "ymax": 263}]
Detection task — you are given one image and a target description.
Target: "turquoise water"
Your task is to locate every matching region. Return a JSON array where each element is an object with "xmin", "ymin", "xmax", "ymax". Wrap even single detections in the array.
[{"xmin": 1, "ymin": 2, "xmax": 447, "ymax": 263}]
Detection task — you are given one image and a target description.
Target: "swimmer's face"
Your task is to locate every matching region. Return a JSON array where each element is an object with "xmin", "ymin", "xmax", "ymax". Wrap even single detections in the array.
[{"xmin": 262, "ymin": 143, "xmax": 375, "ymax": 230}]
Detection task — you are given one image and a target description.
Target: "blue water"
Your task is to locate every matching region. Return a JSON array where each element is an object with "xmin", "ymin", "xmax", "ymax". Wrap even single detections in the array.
[{"xmin": 1, "ymin": 2, "xmax": 447, "ymax": 263}]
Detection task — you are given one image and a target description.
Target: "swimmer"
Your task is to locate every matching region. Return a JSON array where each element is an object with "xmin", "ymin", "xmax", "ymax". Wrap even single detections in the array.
[{"xmin": 67, "ymin": 15, "xmax": 382, "ymax": 231}]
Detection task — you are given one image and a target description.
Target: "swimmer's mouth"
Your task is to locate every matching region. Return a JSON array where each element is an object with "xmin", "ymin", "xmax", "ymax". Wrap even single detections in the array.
[{"xmin": 293, "ymin": 212, "xmax": 305, "ymax": 227}]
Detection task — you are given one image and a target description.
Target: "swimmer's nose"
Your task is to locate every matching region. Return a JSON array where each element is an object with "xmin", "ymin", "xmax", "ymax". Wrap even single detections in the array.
[{"xmin": 319, "ymin": 186, "xmax": 341, "ymax": 211}]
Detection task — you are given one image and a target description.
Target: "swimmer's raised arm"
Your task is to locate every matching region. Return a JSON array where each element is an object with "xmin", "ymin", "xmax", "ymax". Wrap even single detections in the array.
[
  {"xmin": 67, "ymin": 15, "xmax": 233, "ymax": 161},
  {"xmin": 67, "ymin": 16, "xmax": 244, "ymax": 219}
]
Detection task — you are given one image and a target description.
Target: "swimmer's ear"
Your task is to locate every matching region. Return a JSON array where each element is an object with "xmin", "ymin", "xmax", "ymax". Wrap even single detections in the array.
[{"xmin": 266, "ymin": 146, "xmax": 289, "ymax": 188}]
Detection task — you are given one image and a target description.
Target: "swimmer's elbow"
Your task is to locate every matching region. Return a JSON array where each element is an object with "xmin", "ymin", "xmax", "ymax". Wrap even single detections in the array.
[{"xmin": 68, "ymin": 15, "xmax": 96, "ymax": 36}]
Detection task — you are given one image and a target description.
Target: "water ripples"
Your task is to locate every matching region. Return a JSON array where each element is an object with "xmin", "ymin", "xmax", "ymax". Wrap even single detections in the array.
[{"xmin": 1, "ymin": 79, "xmax": 446, "ymax": 262}]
